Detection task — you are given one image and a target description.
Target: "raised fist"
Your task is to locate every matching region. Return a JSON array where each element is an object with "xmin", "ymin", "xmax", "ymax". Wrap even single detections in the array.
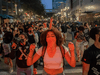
[
  {"xmin": 30, "ymin": 44, "xmax": 36, "ymax": 52},
  {"xmin": 68, "ymin": 42, "xmax": 75, "ymax": 51}
]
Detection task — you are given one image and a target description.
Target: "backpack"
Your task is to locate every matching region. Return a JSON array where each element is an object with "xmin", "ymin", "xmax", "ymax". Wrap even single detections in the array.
[{"xmin": 42, "ymin": 45, "xmax": 65, "ymax": 68}]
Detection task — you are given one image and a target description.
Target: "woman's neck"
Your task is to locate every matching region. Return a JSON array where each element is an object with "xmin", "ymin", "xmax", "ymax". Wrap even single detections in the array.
[{"xmin": 47, "ymin": 44, "xmax": 57, "ymax": 49}]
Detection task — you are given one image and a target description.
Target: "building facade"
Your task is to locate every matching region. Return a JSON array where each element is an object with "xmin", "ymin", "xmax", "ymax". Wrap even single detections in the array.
[
  {"xmin": 52, "ymin": 0, "xmax": 67, "ymax": 9},
  {"xmin": 56, "ymin": 0, "xmax": 100, "ymax": 23},
  {"xmin": 69, "ymin": 0, "xmax": 100, "ymax": 23},
  {"xmin": 0, "ymin": 0, "xmax": 21, "ymax": 24}
]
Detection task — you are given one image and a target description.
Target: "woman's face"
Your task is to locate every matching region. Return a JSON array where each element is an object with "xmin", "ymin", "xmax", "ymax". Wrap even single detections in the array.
[{"xmin": 46, "ymin": 31, "xmax": 56, "ymax": 45}]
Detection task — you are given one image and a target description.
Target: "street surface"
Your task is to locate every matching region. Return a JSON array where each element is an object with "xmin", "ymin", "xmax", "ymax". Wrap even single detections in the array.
[{"xmin": 0, "ymin": 29, "xmax": 94, "ymax": 75}]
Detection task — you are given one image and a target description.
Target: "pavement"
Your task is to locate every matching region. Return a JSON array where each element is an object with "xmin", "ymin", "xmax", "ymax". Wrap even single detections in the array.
[{"xmin": 0, "ymin": 29, "xmax": 94, "ymax": 75}]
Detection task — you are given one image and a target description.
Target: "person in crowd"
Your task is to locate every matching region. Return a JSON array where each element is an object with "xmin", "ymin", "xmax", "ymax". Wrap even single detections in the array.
[
  {"xmin": 1, "ymin": 27, "xmax": 4, "ymax": 35},
  {"xmin": 70, "ymin": 22, "xmax": 78, "ymax": 42},
  {"xmin": 33, "ymin": 26, "xmax": 39, "ymax": 52},
  {"xmin": 13, "ymin": 27, "xmax": 20, "ymax": 39},
  {"xmin": 26, "ymin": 26, "xmax": 38, "ymax": 74},
  {"xmin": 84, "ymin": 23, "xmax": 91, "ymax": 48},
  {"xmin": 61, "ymin": 21, "xmax": 70, "ymax": 43},
  {"xmin": 2, "ymin": 32, "xmax": 13, "ymax": 73},
  {"xmin": 37, "ymin": 27, "xmax": 44, "ymax": 66},
  {"xmin": 27, "ymin": 28, "xmax": 76, "ymax": 75},
  {"xmin": 9, "ymin": 33, "xmax": 37, "ymax": 75},
  {"xmin": 6, "ymin": 26, "xmax": 12, "ymax": 32},
  {"xmin": 74, "ymin": 26, "xmax": 88, "ymax": 62},
  {"xmin": 82, "ymin": 27, "xmax": 100, "ymax": 75},
  {"xmin": 43, "ymin": 21, "xmax": 47, "ymax": 30},
  {"xmin": 0, "ymin": 29, "xmax": 3, "ymax": 58},
  {"xmin": 27, "ymin": 26, "xmax": 35, "ymax": 44},
  {"xmin": 10, "ymin": 24, "xmax": 14, "ymax": 32},
  {"xmin": 18, "ymin": 25, "xmax": 24, "ymax": 34},
  {"xmin": 56, "ymin": 20, "xmax": 61, "ymax": 28}
]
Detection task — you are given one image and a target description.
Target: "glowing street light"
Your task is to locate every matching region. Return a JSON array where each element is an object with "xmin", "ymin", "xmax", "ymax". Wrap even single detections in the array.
[
  {"xmin": 19, "ymin": 9, "xmax": 23, "ymax": 12},
  {"xmin": 27, "ymin": 14, "xmax": 29, "ymax": 16},
  {"xmin": 85, "ymin": 6, "xmax": 95, "ymax": 9},
  {"xmin": 68, "ymin": 7, "xmax": 69, "ymax": 9}
]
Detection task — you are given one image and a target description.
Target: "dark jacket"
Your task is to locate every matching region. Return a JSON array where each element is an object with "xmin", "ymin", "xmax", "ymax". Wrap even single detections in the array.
[{"xmin": 9, "ymin": 42, "xmax": 38, "ymax": 68}]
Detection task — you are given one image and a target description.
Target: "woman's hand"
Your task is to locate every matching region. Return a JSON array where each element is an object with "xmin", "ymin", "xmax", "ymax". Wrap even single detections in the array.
[
  {"xmin": 30, "ymin": 44, "xmax": 36, "ymax": 52},
  {"xmin": 68, "ymin": 42, "xmax": 75, "ymax": 51},
  {"xmin": 65, "ymin": 42, "xmax": 76, "ymax": 67},
  {"xmin": 12, "ymin": 43, "xmax": 17, "ymax": 49}
]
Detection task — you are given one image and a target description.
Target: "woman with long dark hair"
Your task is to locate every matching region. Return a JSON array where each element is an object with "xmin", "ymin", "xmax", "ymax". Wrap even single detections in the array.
[{"xmin": 27, "ymin": 28, "xmax": 76, "ymax": 75}]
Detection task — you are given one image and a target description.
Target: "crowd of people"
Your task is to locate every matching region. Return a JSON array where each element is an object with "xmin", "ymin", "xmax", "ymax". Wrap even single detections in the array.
[{"xmin": 0, "ymin": 18, "xmax": 99, "ymax": 75}]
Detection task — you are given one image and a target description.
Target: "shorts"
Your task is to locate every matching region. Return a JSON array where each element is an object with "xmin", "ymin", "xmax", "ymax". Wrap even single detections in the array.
[{"xmin": 42, "ymin": 69, "xmax": 65, "ymax": 75}]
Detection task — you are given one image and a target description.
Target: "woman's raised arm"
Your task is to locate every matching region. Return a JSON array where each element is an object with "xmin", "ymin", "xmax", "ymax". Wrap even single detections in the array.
[
  {"xmin": 27, "ymin": 44, "xmax": 41, "ymax": 66},
  {"xmin": 64, "ymin": 42, "xmax": 76, "ymax": 67}
]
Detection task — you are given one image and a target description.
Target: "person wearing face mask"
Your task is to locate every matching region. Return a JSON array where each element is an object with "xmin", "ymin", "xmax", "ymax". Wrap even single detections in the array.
[
  {"xmin": 27, "ymin": 26, "xmax": 38, "ymax": 74},
  {"xmin": 27, "ymin": 26, "xmax": 35, "ymax": 44},
  {"xmin": 13, "ymin": 27, "xmax": 20, "ymax": 39},
  {"xmin": 82, "ymin": 27, "xmax": 100, "ymax": 75},
  {"xmin": 7, "ymin": 27, "xmax": 12, "ymax": 32},
  {"xmin": 18, "ymin": 25, "xmax": 24, "ymax": 34},
  {"xmin": 27, "ymin": 28, "xmax": 76, "ymax": 75},
  {"xmin": 9, "ymin": 33, "xmax": 37, "ymax": 75}
]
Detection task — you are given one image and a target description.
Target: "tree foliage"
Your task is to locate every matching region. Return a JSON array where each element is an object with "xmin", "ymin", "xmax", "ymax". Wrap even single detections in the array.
[{"xmin": 20, "ymin": 0, "xmax": 46, "ymax": 16}]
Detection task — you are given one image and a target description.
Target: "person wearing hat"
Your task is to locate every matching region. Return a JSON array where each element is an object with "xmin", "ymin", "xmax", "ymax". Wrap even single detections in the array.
[{"xmin": 82, "ymin": 27, "xmax": 100, "ymax": 75}]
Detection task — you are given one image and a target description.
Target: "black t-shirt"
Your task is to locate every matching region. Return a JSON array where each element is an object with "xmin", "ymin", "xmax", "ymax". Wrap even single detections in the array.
[
  {"xmin": 61, "ymin": 24, "xmax": 68, "ymax": 33},
  {"xmin": 82, "ymin": 44, "xmax": 100, "ymax": 75},
  {"xmin": 27, "ymin": 33, "xmax": 35, "ymax": 44},
  {"xmin": 71, "ymin": 25, "xmax": 77, "ymax": 32},
  {"xmin": 9, "ymin": 42, "xmax": 37, "ymax": 68},
  {"xmin": 37, "ymin": 31, "xmax": 42, "ymax": 48}
]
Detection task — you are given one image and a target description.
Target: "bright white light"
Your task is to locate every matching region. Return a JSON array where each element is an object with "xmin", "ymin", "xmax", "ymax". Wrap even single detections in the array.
[
  {"xmin": 19, "ymin": 9, "xmax": 20, "ymax": 11},
  {"xmin": 27, "ymin": 14, "xmax": 29, "ymax": 16},
  {"xmin": 21, "ymin": 9, "xmax": 23, "ymax": 12},
  {"xmin": 85, "ymin": 6, "xmax": 95, "ymax": 9},
  {"xmin": 64, "ymin": 12, "xmax": 66, "ymax": 16},
  {"xmin": 58, "ymin": 2, "xmax": 64, "ymax": 3},
  {"xmin": 19, "ymin": 9, "xmax": 23, "ymax": 12},
  {"xmin": 65, "ymin": 7, "xmax": 67, "ymax": 10},
  {"xmin": 77, "ymin": 17, "xmax": 79, "ymax": 20}
]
